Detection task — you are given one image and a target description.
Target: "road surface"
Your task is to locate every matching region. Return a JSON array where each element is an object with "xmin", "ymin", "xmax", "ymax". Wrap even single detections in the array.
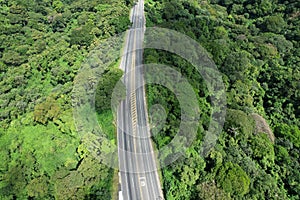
[{"xmin": 117, "ymin": 0, "xmax": 164, "ymax": 200}]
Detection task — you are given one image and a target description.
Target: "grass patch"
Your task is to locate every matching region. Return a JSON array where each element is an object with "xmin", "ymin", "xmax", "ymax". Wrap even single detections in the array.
[{"xmin": 111, "ymin": 169, "xmax": 120, "ymax": 200}]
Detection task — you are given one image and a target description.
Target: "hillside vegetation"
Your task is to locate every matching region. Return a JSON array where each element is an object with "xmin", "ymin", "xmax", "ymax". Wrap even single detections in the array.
[
  {"xmin": 144, "ymin": 0, "xmax": 299, "ymax": 199},
  {"xmin": 0, "ymin": 0, "xmax": 132, "ymax": 199}
]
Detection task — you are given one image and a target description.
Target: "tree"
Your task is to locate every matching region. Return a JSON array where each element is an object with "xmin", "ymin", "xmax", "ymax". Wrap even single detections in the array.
[
  {"xmin": 34, "ymin": 96, "xmax": 61, "ymax": 124},
  {"xmin": 197, "ymin": 181, "xmax": 231, "ymax": 200},
  {"xmin": 222, "ymin": 51, "xmax": 256, "ymax": 83},
  {"xmin": 70, "ymin": 26, "xmax": 93, "ymax": 46},
  {"xmin": 111, "ymin": 15, "xmax": 130, "ymax": 33},
  {"xmin": 216, "ymin": 162, "xmax": 250, "ymax": 197},
  {"xmin": 95, "ymin": 68, "xmax": 123, "ymax": 113},
  {"xmin": 250, "ymin": 133, "xmax": 275, "ymax": 169},
  {"xmin": 275, "ymin": 123, "xmax": 300, "ymax": 148},
  {"xmin": 2, "ymin": 50, "xmax": 27, "ymax": 66},
  {"xmin": 26, "ymin": 176, "xmax": 49, "ymax": 199},
  {"xmin": 52, "ymin": 0, "xmax": 64, "ymax": 13},
  {"xmin": 51, "ymin": 13, "xmax": 66, "ymax": 32},
  {"xmin": 224, "ymin": 109, "xmax": 255, "ymax": 140},
  {"xmin": 263, "ymin": 15, "xmax": 286, "ymax": 33}
]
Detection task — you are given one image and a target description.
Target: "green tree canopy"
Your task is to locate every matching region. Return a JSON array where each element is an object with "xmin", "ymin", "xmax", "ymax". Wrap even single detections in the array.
[{"xmin": 216, "ymin": 162, "xmax": 250, "ymax": 197}]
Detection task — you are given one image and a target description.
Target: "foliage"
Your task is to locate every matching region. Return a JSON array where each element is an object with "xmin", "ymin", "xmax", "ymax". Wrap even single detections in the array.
[
  {"xmin": 216, "ymin": 162, "xmax": 250, "ymax": 197},
  {"xmin": 0, "ymin": 0, "xmax": 133, "ymax": 198},
  {"xmin": 275, "ymin": 123, "xmax": 300, "ymax": 148},
  {"xmin": 249, "ymin": 133, "xmax": 275, "ymax": 169},
  {"xmin": 34, "ymin": 95, "xmax": 61, "ymax": 124},
  {"xmin": 197, "ymin": 181, "xmax": 231, "ymax": 200},
  {"xmin": 145, "ymin": 0, "xmax": 300, "ymax": 199},
  {"xmin": 262, "ymin": 15, "xmax": 286, "ymax": 34},
  {"xmin": 95, "ymin": 67, "xmax": 123, "ymax": 113},
  {"xmin": 224, "ymin": 109, "xmax": 255, "ymax": 140}
]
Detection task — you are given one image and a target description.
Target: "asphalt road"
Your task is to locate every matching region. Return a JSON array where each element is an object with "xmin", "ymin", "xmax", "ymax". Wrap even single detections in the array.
[{"xmin": 117, "ymin": 0, "xmax": 164, "ymax": 200}]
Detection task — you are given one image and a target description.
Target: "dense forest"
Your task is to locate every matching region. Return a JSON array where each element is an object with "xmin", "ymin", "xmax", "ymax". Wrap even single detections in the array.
[
  {"xmin": 0, "ymin": 0, "xmax": 299, "ymax": 199},
  {"xmin": 0, "ymin": 0, "xmax": 132, "ymax": 199},
  {"xmin": 144, "ymin": 0, "xmax": 299, "ymax": 199}
]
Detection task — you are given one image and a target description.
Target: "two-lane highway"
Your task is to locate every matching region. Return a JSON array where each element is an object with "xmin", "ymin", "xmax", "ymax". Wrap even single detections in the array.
[{"xmin": 117, "ymin": 0, "xmax": 164, "ymax": 200}]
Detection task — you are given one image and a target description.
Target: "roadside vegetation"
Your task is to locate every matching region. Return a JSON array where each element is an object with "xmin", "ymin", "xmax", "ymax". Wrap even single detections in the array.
[
  {"xmin": 144, "ymin": 0, "xmax": 299, "ymax": 199},
  {"xmin": 0, "ymin": 0, "xmax": 132, "ymax": 199}
]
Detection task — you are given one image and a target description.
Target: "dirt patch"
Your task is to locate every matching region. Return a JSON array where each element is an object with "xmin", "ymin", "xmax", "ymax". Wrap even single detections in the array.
[{"xmin": 251, "ymin": 113, "xmax": 275, "ymax": 143}]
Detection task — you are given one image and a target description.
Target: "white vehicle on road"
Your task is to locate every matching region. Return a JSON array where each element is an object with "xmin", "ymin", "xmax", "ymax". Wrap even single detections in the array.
[{"xmin": 139, "ymin": 177, "xmax": 146, "ymax": 186}]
